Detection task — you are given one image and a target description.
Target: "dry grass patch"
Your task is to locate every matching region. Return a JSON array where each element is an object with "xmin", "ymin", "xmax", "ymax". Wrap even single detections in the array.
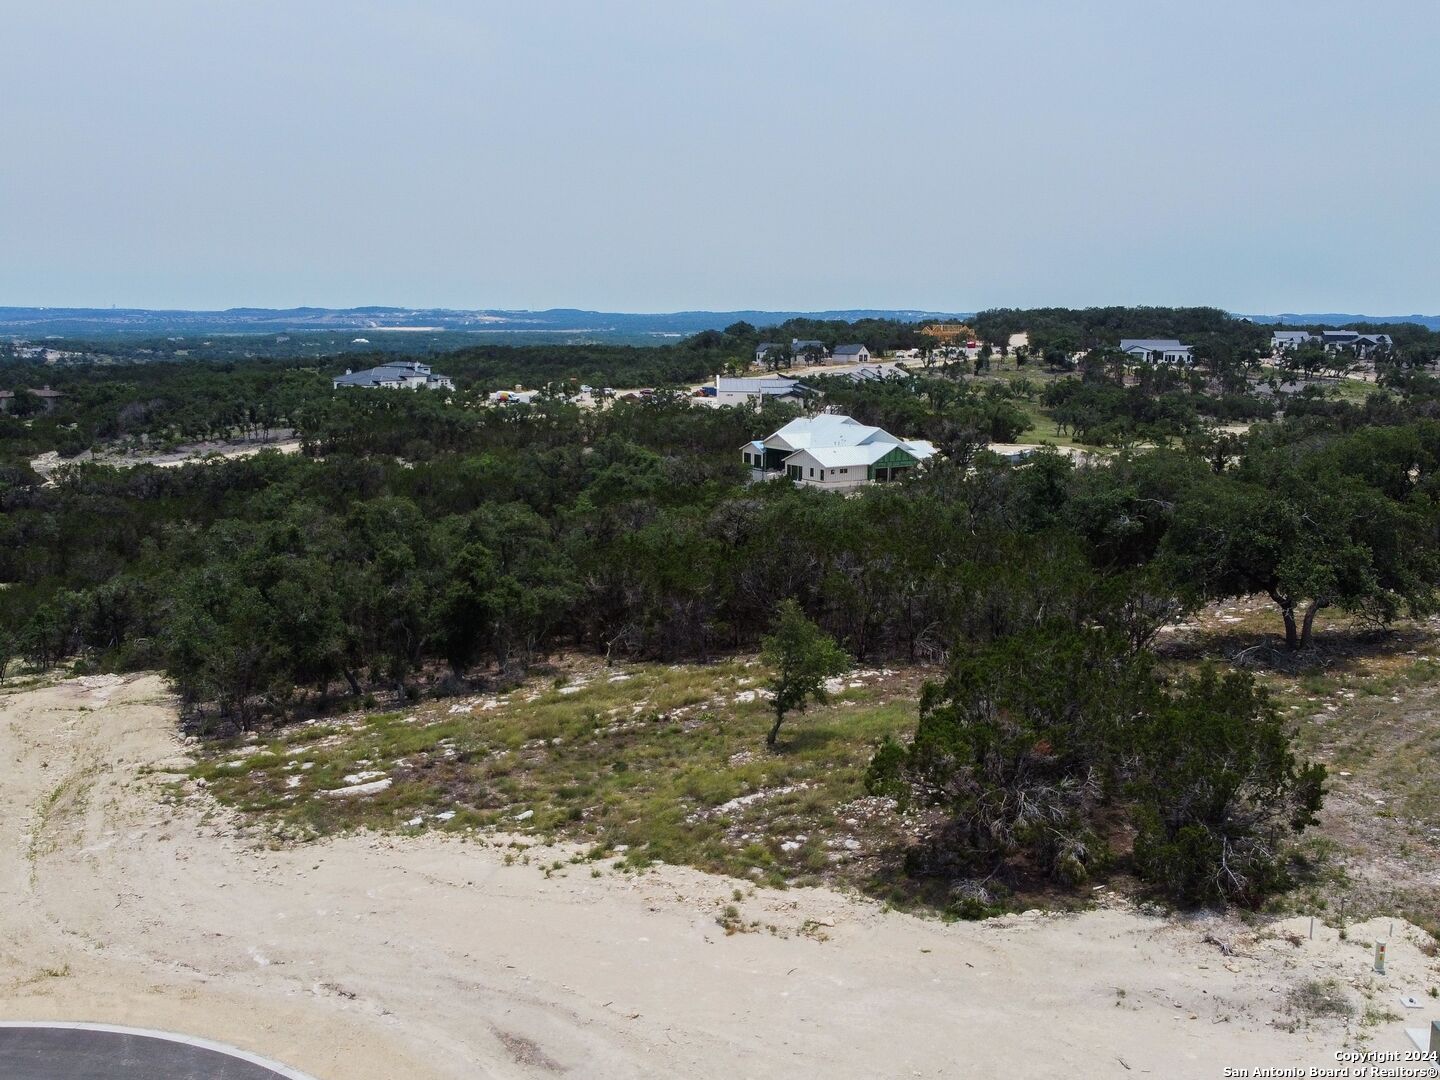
[
  {"xmin": 192, "ymin": 658, "xmax": 925, "ymax": 890},
  {"xmin": 1161, "ymin": 604, "xmax": 1440, "ymax": 938}
]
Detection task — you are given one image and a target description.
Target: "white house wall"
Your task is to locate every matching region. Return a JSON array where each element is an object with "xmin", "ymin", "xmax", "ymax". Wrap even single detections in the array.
[{"xmin": 784, "ymin": 450, "xmax": 874, "ymax": 489}]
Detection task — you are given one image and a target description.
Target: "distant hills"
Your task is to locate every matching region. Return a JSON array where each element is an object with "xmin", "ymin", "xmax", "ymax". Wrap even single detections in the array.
[
  {"xmin": 1241, "ymin": 312, "xmax": 1440, "ymax": 331},
  {"xmin": 3, "ymin": 305, "xmax": 1437, "ymax": 343},
  {"xmin": 0, "ymin": 306, "xmax": 967, "ymax": 343}
]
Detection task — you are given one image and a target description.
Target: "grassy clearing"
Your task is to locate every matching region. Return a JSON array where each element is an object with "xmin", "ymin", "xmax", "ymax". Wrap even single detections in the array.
[
  {"xmin": 192, "ymin": 599, "xmax": 1440, "ymax": 927},
  {"xmin": 1012, "ymin": 397, "xmax": 1090, "ymax": 449},
  {"xmin": 193, "ymin": 658, "xmax": 922, "ymax": 890}
]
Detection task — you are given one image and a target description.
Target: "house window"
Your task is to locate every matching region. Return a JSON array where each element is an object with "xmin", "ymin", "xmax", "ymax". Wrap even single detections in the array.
[
  {"xmin": 809, "ymin": 467, "xmax": 814, "ymax": 477},
  {"xmin": 743, "ymin": 453, "xmax": 751, "ymax": 465},
  {"xmin": 819, "ymin": 470, "xmax": 825, "ymax": 480}
]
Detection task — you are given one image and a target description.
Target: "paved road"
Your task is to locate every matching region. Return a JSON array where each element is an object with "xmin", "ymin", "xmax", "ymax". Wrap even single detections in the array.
[{"xmin": 0, "ymin": 1024, "xmax": 314, "ymax": 1079}]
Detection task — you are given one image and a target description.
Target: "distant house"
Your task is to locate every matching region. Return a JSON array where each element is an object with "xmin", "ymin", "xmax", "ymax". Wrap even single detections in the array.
[
  {"xmin": 1271, "ymin": 331, "xmax": 1318, "ymax": 352},
  {"xmin": 742, "ymin": 414, "xmax": 936, "ymax": 490},
  {"xmin": 0, "ymin": 385, "xmax": 64, "ymax": 413},
  {"xmin": 832, "ymin": 344, "xmax": 871, "ymax": 363},
  {"xmin": 755, "ymin": 342, "xmax": 785, "ymax": 363},
  {"xmin": 713, "ymin": 375, "xmax": 815, "ymax": 405},
  {"xmin": 1272, "ymin": 330, "xmax": 1392, "ymax": 358},
  {"xmin": 1320, "ymin": 330, "xmax": 1392, "ymax": 356},
  {"xmin": 1118, "ymin": 339, "xmax": 1194, "ymax": 365},
  {"xmin": 835, "ymin": 364, "xmax": 908, "ymax": 384},
  {"xmin": 332, "ymin": 361, "xmax": 454, "ymax": 390},
  {"xmin": 790, "ymin": 339, "xmax": 829, "ymax": 364},
  {"xmin": 919, "ymin": 322, "xmax": 974, "ymax": 346}
]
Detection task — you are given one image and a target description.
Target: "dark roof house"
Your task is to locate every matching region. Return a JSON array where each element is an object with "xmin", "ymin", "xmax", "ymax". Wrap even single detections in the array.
[
  {"xmin": 0, "ymin": 385, "xmax": 64, "ymax": 412},
  {"xmin": 332, "ymin": 361, "xmax": 455, "ymax": 390}
]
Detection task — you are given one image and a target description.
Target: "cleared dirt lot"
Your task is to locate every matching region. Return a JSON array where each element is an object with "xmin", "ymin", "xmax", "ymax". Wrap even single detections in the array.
[{"xmin": 2, "ymin": 673, "xmax": 1436, "ymax": 1078}]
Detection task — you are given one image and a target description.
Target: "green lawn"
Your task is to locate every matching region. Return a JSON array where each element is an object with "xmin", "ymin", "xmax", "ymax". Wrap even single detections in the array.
[{"xmin": 1012, "ymin": 397, "xmax": 1089, "ymax": 448}]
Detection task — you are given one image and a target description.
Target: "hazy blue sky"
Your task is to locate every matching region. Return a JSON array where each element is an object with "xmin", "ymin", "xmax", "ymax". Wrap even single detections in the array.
[{"xmin": 3, "ymin": 1, "xmax": 1438, "ymax": 313}]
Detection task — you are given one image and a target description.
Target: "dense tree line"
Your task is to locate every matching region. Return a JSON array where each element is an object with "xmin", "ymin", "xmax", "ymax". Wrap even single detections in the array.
[
  {"xmin": 1041, "ymin": 374, "xmax": 1277, "ymax": 446},
  {"xmin": 0, "ymin": 317, "xmax": 937, "ymax": 459},
  {"xmin": 7, "ymin": 387, "xmax": 1439, "ymax": 691}
]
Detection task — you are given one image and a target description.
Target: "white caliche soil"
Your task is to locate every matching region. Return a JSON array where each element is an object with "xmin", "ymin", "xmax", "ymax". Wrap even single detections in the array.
[
  {"xmin": 1, "ymin": 674, "xmax": 1435, "ymax": 1079},
  {"xmin": 29, "ymin": 439, "xmax": 302, "ymax": 480}
]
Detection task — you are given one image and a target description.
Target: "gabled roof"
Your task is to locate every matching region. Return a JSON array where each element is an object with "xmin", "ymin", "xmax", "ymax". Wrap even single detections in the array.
[
  {"xmin": 791, "ymin": 339, "xmax": 825, "ymax": 350},
  {"xmin": 797, "ymin": 443, "xmax": 908, "ymax": 468},
  {"xmin": 717, "ymin": 376, "xmax": 808, "ymax": 396},
  {"xmin": 1118, "ymin": 338, "xmax": 1191, "ymax": 351},
  {"xmin": 833, "ymin": 343, "xmax": 869, "ymax": 356},
  {"xmin": 794, "ymin": 439, "xmax": 935, "ymax": 469},
  {"xmin": 764, "ymin": 414, "xmax": 898, "ymax": 452},
  {"xmin": 749, "ymin": 413, "xmax": 935, "ymax": 471},
  {"xmin": 333, "ymin": 362, "xmax": 451, "ymax": 387},
  {"xmin": 841, "ymin": 364, "xmax": 906, "ymax": 383}
]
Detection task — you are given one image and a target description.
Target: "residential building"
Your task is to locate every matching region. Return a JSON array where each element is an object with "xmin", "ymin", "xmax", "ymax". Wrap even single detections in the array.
[
  {"xmin": 332, "ymin": 361, "xmax": 454, "ymax": 390},
  {"xmin": 1118, "ymin": 339, "xmax": 1194, "ymax": 364},
  {"xmin": 713, "ymin": 375, "xmax": 815, "ymax": 405},
  {"xmin": 1271, "ymin": 330, "xmax": 1393, "ymax": 357},
  {"xmin": 754, "ymin": 342, "xmax": 785, "ymax": 363},
  {"xmin": 1271, "ymin": 330, "xmax": 1318, "ymax": 352},
  {"xmin": 791, "ymin": 338, "xmax": 829, "ymax": 363},
  {"xmin": 1320, "ymin": 330, "xmax": 1392, "ymax": 356},
  {"xmin": 832, "ymin": 344, "xmax": 871, "ymax": 363},
  {"xmin": 741, "ymin": 413, "xmax": 936, "ymax": 490},
  {"xmin": 834, "ymin": 363, "xmax": 909, "ymax": 384},
  {"xmin": 0, "ymin": 385, "xmax": 64, "ymax": 413},
  {"xmin": 919, "ymin": 322, "xmax": 974, "ymax": 345}
]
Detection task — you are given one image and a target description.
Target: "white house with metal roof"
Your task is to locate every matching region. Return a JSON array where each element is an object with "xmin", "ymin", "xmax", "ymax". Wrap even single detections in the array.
[
  {"xmin": 713, "ymin": 374, "xmax": 815, "ymax": 405},
  {"xmin": 832, "ymin": 343, "xmax": 871, "ymax": 363},
  {"xmin": 332, "ymin": 361, "xmax": 455, "ymax": 390},
  {"xmin": 1118, "ymin": 339, "xmax": 1194, "ymax": 365},
  {"xmin": 742, "ymin": 414, "xmax": 936, "ymax": 490}
]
